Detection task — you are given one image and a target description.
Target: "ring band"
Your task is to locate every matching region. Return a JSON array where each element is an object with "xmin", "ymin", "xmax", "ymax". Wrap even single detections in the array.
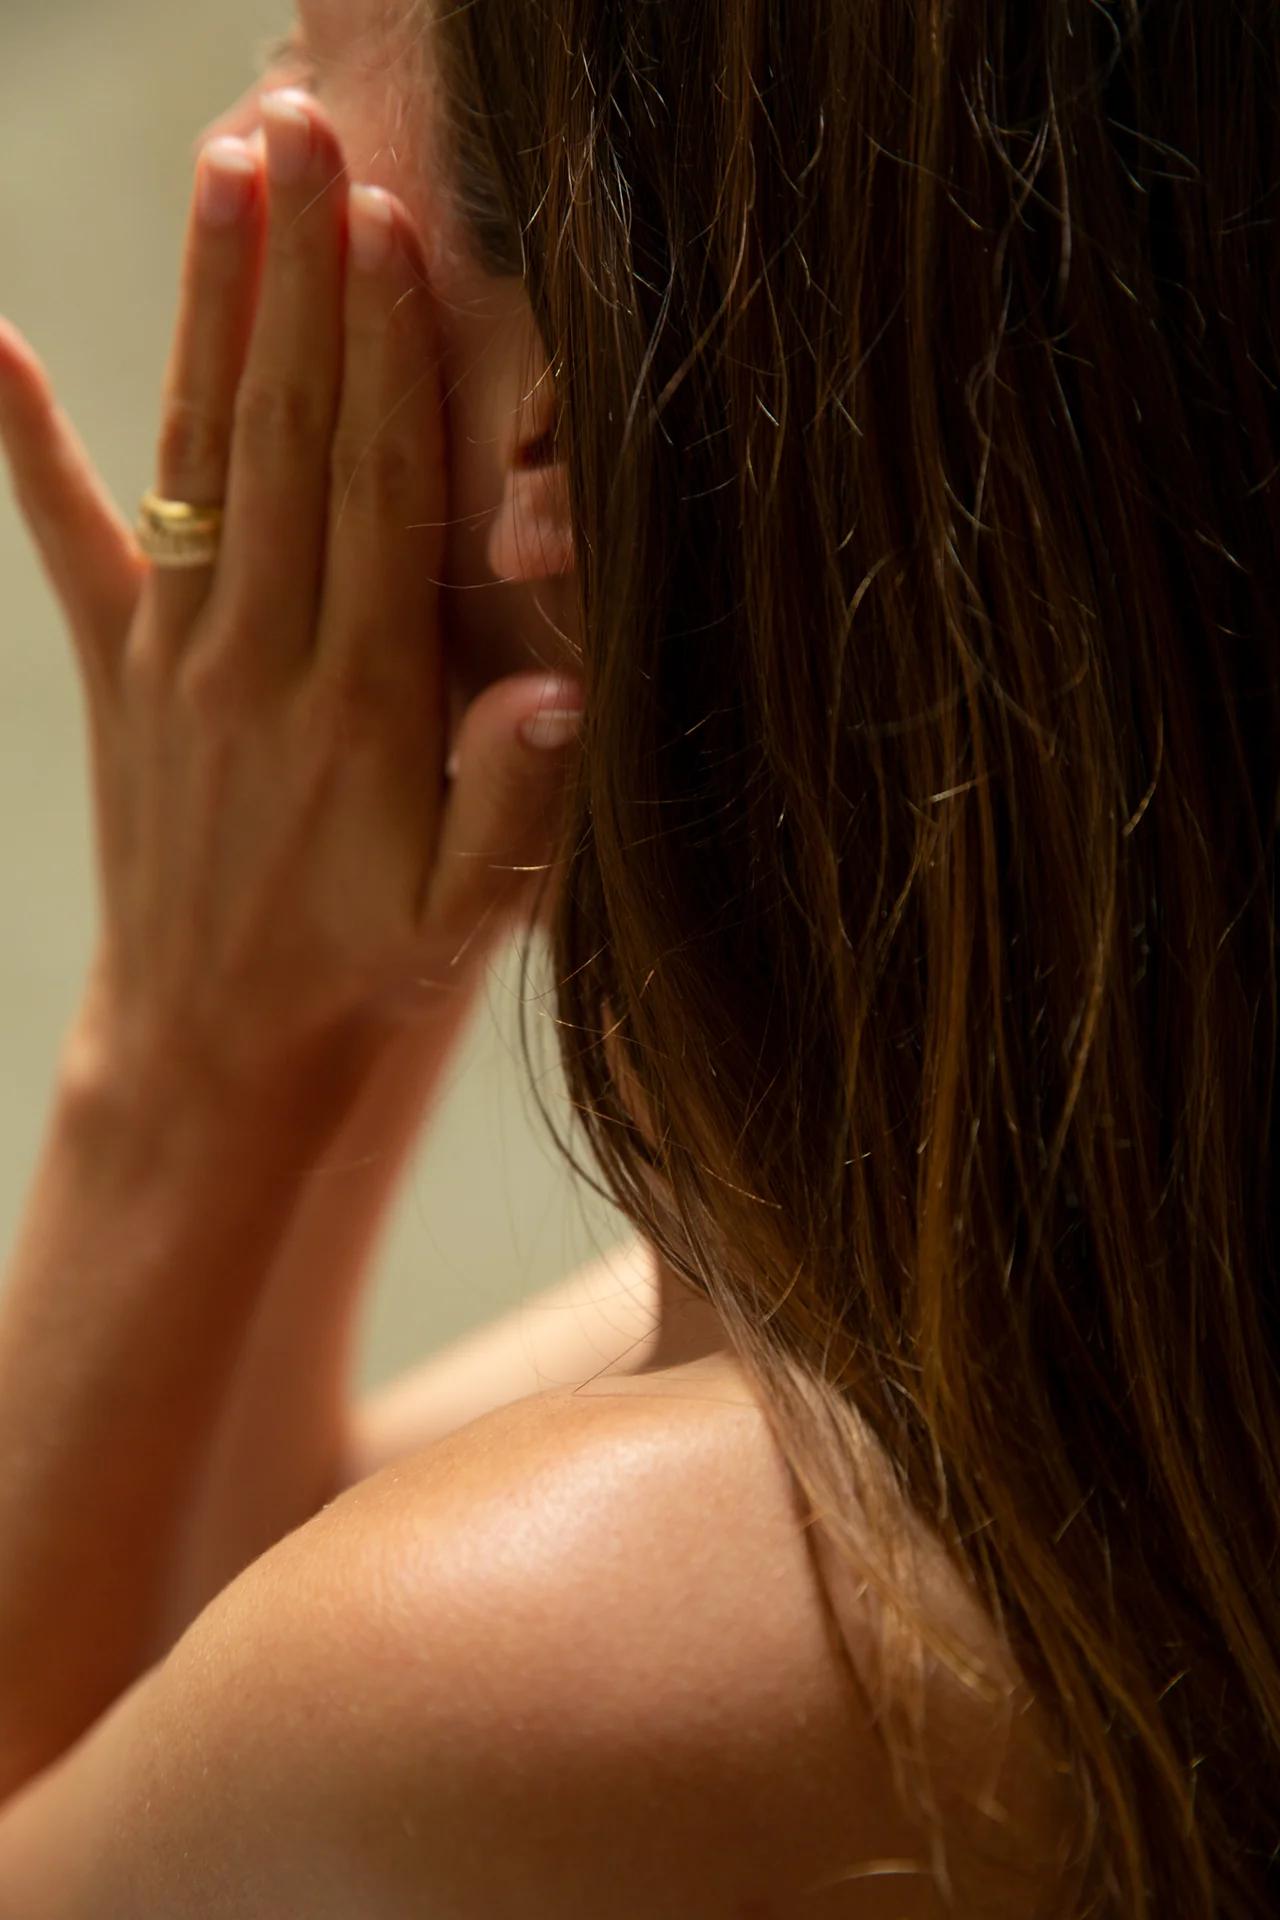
[{"xmin": 136, "ymin": 488, "xmax": 225, "ymax": 570}]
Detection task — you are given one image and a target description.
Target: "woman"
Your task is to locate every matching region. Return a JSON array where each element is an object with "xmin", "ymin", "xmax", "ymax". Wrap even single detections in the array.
[{"xmin": 0, "ymin": 0, "xmax": 1274, "ymax": 1912}]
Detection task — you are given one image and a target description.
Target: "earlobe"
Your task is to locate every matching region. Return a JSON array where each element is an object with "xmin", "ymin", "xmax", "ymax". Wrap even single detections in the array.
[{"xmin": 486, "ymin": 456, "xmax": 575, "ymax": 584}]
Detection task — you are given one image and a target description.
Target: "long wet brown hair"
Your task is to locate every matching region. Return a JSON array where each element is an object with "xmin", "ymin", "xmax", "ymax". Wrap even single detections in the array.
[{"xmin": 416, "ymin": 0, "xmax": 1280, "ymax": 1911}]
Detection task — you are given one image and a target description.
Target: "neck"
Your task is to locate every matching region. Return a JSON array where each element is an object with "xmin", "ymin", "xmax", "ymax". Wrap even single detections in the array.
[{"xmin": 644, "ymin": 1246, "xmax": 733, "ymax": 1372}]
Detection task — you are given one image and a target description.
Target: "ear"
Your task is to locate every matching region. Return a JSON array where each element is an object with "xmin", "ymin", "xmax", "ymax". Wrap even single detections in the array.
[{"xmin": 486, "ymin": 368, "xmax": 575, "ymax": 585}]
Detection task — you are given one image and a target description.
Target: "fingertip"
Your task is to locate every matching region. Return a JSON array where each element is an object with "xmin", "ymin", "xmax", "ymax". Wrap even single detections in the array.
[
  {"xmin": 519, "ymin": 708, "xmax": 585, "ymax": 751},
  {"xmin": 196, "ymin": 137, "xmax": 260, "ymax": 229},
  {"xmin": 0, "ymin": 319, "xmax": 51, "ymax": 431},
  {"xmin": 391, "ymin": 201, "xmax": 432, "ymax": 276},
  {"xmin": 0, "ymin": 314, "xmax": 38, "ymax": 381},
  {"xmin": 258, "ymin": 84, "xmax": 341, "ymax": 172},
  {"xmin": 517, "ymin": 676, "xmax": 586, "ymax": 751}
]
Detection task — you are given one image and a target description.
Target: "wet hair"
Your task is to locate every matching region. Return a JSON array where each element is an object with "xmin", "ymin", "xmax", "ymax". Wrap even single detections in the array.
[{"xmin": 419, "ymin": 1, "xmax": 1280, "ymax": 1911}]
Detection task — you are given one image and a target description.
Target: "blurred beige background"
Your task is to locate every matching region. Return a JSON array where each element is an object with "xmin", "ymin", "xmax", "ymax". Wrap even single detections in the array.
[{"xmin": 0, "ymin": 0, "xmax": 627, "ymax": 1396}]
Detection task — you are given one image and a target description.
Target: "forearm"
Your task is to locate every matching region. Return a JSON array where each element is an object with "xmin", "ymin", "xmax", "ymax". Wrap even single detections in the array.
[
  {"xmin": 143, "ymin": 980, "xmax": 480, "ymax": 1665},
  {"xmin": 0, "ymin": 1033, "xmax": 371, "ymax": 1806}
]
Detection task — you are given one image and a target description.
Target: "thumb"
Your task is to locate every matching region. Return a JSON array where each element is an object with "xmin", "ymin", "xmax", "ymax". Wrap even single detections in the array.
[{"xmin": 422, "ymin": 673, "xmax": 585, "ymax": 948}]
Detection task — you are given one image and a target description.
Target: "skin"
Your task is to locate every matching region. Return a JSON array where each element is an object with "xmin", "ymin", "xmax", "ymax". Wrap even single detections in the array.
[
  {"xmin": 11, "ymin": 0, "xmax": 715, "ymax": 1368},
  {"xmin": 197, "ymin": 0, "xmax": 582, "ymax": 747},
  {"xmin": 196, "ymin": 0, "xmax": 729, "ymax": 1359},
  {"xmin": 0, "ymin": 24, "xmax": 1065, "ymax": 1906},
  {"xmin": 0, "ymin": 0, "xmax": 726, "ymax": 1392},
  {"xmin": 0, "ymin": 0, "xmax": 604, "ymax": 1093}
]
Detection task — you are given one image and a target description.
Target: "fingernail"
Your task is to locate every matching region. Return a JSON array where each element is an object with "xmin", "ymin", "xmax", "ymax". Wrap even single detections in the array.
[
  {"xmin": 349, "ymin": 185, "xmax": 395, "ymax": 273},
  {"xmin": 198, "ymin": 138, "xmax": 256, "ymax": 227},
  {"xmin": 520, "ymin": 708, "xmax": 583, "ymax": 750},
  {"xmin": 260, "ymin": 89, "xmax": 313, "ymax": 186}
]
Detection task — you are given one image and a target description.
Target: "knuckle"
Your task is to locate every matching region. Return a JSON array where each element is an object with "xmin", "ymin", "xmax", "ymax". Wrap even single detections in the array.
[
  {"xmin": 354, "ymin": 282, "xmax": 426, "ymax": 352},
  {"xmin": 120, "ymin": 633, "xmax": 173, "ymax": 707},
  {"xmin": 267, "ymin": 203, "xmax": 326, "ymax": 267},
  {"xmin": 330, "ymin": 429, "xmax": 423, "ymax": 521},
  {"xmin": 234, "ymin": 376, "xmax": 330, "ymax": 461},
  {"xmin": 312, "ymin": 660, "xmax": 396, "ymax": 743},
  {"xmin": 175, "ymin": 645, "xmax": 258, "ymax": 724},
  {"xmin": 157, "ymin": 396, "xmax": 230, "ymax": 485},
  {"xmin": 380, "ymin": 297, "xmax": 422, "ymax": 360}
]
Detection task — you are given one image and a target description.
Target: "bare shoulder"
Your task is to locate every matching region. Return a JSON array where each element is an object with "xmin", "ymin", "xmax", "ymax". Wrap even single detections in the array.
[
  {"xmin": 341, "ymin": 1357, "xmax": 895, "ymax": 1916},
  {"xmin": 0, "ymin": 1363, "xmax": 815, "ymax": 1919},
  {"xmin": 333, "ymin": 1351, "xmax": 817, "ymax": 1750},
  {"xmin": 464, "ymin": 1356, "xmax": 1080, "ymax": 1916},
  {"xmin": 340, "ymin": 1356, "xmax": 1075, "ymax": 1918},
  {"xmin": 0, "ymin": 1356, "xmax": 1070, "ymax": 1918}
]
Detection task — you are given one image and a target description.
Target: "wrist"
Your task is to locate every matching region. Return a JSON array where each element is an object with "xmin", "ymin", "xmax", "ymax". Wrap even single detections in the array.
[
  {"xmin": 52, "ymin": 999, "xmax": 390, "ymax": 1190},
  {"xmin": 60, "ymin": 937, "xmax": 487, "ymax": 1109}
]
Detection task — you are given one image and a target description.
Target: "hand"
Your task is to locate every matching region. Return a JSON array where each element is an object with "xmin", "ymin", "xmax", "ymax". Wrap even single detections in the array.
[{"xmin": 0, "ymin": 95, "xmax": 584, "ymax": 1105}]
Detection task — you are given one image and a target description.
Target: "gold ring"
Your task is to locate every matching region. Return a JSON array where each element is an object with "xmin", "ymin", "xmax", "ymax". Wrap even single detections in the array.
[{"xmin": 136, "ymin": 488, "xmax": 225, "ymax": 570}]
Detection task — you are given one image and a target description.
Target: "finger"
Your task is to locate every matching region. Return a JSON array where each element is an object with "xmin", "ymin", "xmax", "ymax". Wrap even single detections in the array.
[
  {"xmin": 203, "ymin": 88, "xmax": 349, "ymax": 681},
  {"xmin": 423, "ymin": 676, "xmax": 585, "ymax": 956},
  {"xmin": 0, "ymin": 315, "xmax": 144, "ymax": 680},
  {"xmin": 314, "ymin": 187, "xmax": 446, "ymax": 715},
  {"xmin": 133, "ymin": 135, "xmax": 265, "ymax": 658}
]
